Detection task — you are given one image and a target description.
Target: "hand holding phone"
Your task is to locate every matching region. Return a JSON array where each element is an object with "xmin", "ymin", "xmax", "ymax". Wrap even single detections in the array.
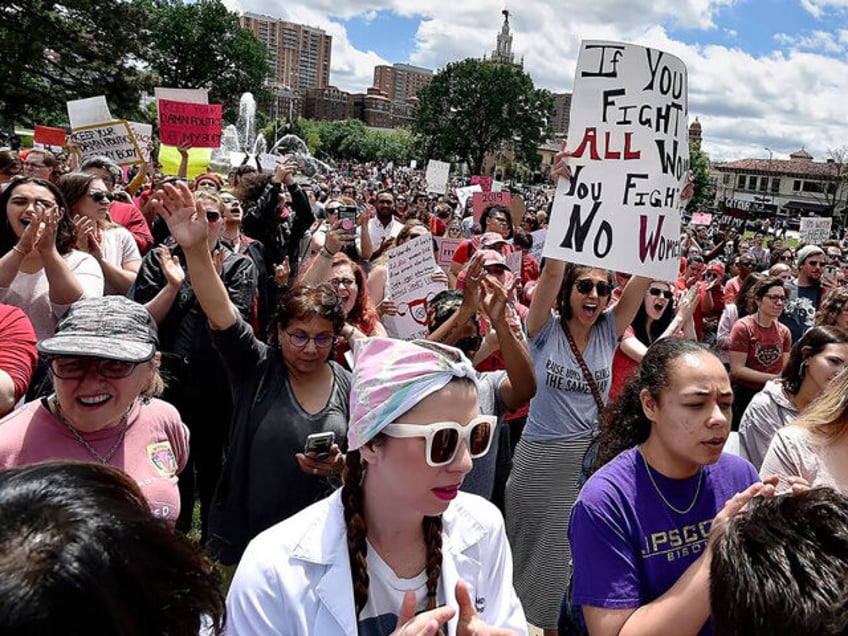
[{"xmin": 304, "ymin": 432, "xmax": 335, "ymax": 460}]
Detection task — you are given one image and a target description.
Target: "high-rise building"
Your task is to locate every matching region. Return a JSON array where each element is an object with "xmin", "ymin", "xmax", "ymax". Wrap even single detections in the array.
[
  {"xmin": 484, "ymin": 10, "xmax": 523, "ymax": 69},
  {"xmin": 552, "ymin": 92, "xmax": 572, "ymax": 136},
  {"xmin": 372, "ymin": 63, "xmax": 433, "ymax": 101},
  {"xmin": 240, "ymin": 13, "xmax": 332, "ymax": 93}
]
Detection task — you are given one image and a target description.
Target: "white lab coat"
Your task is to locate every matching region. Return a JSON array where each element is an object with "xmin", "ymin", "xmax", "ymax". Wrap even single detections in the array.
[{"xmin": 226, "ymin": 489, "xmax": 527, "ymax": 635}]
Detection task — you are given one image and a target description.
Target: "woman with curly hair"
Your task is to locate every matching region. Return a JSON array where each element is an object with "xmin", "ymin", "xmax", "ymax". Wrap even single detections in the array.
[
  {"xmin": 739, "ymin": 325, "xmax": 848, "ymax": 469},
  {"xmin": 564, "ymin": 338, "xmax": 778, "ymax": 636},
  {"xmin": 227, "ymin": 337, "xmax": 527, "ymax": 635},
  {"xmin": 815, "ymin": 286, "xmax": 848, "ymax": 330}
]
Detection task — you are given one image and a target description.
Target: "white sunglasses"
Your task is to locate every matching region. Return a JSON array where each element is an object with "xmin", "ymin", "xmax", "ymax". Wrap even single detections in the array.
[{"xmin": 382, "ymin": 415, "xmax": 497, "ymax": 467}]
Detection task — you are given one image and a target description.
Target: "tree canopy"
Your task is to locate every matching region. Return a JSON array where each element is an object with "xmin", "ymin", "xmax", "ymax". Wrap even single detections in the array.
[
  {"xmin": 413, "ymin": 58, "xmax": 554, "ymax": 175},
  {"xmin": 282, "ymin": 118, "xmax": 417, "ymax": 163},
  {"xmin": 688, "ymin": 142, "xmax": 714, "ymax": 211}
]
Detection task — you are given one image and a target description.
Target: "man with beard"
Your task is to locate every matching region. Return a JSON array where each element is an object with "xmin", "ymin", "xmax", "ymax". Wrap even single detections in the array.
[
  {"xmin": 781, "ymin": 244, "xmax": 828, "ymax": 342},
  {"xmin": 357, "ymin": 189, "xmax": 402, "ymax": 262}
]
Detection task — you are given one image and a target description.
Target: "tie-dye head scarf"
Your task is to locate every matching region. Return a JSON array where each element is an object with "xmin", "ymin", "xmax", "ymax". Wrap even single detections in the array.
[{"xmin": 348, "ymin": 338, "xmax": 479, "ymax": 450}]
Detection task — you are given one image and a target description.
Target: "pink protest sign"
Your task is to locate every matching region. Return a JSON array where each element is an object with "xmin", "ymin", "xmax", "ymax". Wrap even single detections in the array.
[
  {"xmin": 471, "ymin": 176, "xmax": 493, "ymax": 192},
  {"xmin": 472, "ymin": 191, "xmax": 511, "ymax": 223},
  {"xmin": 691, "ymin": 212, "xmax": 712, "ymax": 226},
  {"xmin": 158, "ymin": 99, "xmax": 222, "ymax": 148}
]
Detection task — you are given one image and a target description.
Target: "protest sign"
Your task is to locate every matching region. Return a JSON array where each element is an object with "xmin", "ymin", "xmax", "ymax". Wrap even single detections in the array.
[
  {"xmin": 473, "ymin": 191, "xmax": 512, "ymax": 223},
  {"xmin": 70, "ymin": 120, "xmax": 143, "ymax": 166},
  {"xmin": 127, "ymin": 122, "xmax": 153, "ymax": 162},
  {"xmin": 434, "ymin": 237, "xmax": 463, "ymax": 273},
  {"xmin": 426, "ymin": 160, "xmax": 450, "ymax": 194},
  {"xmin": 492, "ymin": 180, "xmax": 504, "ymax": 193},
  {"xmin": 383, "ymin": 234, "xmax": 447, "ymax": 340},
  {"xmin": 154, "ymin": 87, "xmax": 208, "ymax": 104},
  {"xmin": 455, "ymin": 185, "xmax": 482, "ymax": 210},
  {"xmin": 410, "ymin": 160, "xmax": 417, "ymax": 169},
  {"xmin": 543, "ymin": 41, "xmax": 689, "ymax": 280},
  {"xmin": 158, "ymin": 99, "xmax": 222, "ymax": 148},
  {"xmin": 530, "ymin": 229, "xmax": 547, "ymax": 264},
  {"xmin": 34, "ymin": 125, "xmax": 67, "ymax": 148},
  {"xmin": 158, "ymin": 145, "xmax": 212, "ymax": 179},
  {"xmin": 471, "ymin": 176, "xmax": 493, "ymax": 192},
  {"xmin": 506, "ymin": 251, "xmax": 522, "ymax": 274},
  {"xmin": 799, "ymin": 217, "xmax": 832, "ymax": 244},
  {"xmin": 691, "ymin": 211, "xmax": 712, "ymax": 226},
  {"xmin": 258, "ymin": 153, "xmax": 279, "ymax": 172},
  {"xmin": 718, "ymin": 207, "xmax": 747, "ymax": 233},
  {"xmin": 66, "ymin": 96, "xmax": 112, "ymax": 129},
  {"xmin": 509, "ymin": 195, "xmax": 527, "ymax": 227}
]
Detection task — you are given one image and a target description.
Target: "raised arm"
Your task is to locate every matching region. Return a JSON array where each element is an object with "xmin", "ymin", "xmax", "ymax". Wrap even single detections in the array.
[
  {"xmin": 613, "ymin": 275, "xmax": 652, "ymax": 340},
  {"xmin": 527, "ymin": 258, "xmax": 564, "ymax": 338}
]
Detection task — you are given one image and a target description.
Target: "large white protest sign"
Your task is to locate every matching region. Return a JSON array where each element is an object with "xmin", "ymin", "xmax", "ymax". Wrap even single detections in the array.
[
  {"xmin": 70, "ymin": 120, "xmax": 144, "ymax": 166},
  {"xmin": 543, "ymin": 41, "xmax": 689, "ymax": 279},
  {"xmin": 66, "ymin": 96, "xmax": 112, "ymax": 129},
  {"xmin": 383, "ymin": 234, "xmax": 447, "ymax": 340},
  {"xmin": 154, "ymin": 87, "xmax": 209, "ymax": 104},
  {"xmin": 128, "ymin": 122, "xmax": 153, "ymax": 162},
  {"xmin": 799, "ymin": 217, "xmax": 832, "ymax": 244},
  {"xmin": 426, "ymin": 160, "xmax": 450, "ymax": 194},
  {"xmin": 455, "ymin": 185, "xmax": 482, "ymax": 210}
]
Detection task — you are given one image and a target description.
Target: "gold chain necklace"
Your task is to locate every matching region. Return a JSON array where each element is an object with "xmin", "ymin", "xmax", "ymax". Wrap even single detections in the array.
[
  {"xmin": 51, "ymin": 395, "xmax": 134, "ymax": 465},
  {"xmin": 638, "ymin": 447, "xmax": 703, "ymax": 515}
]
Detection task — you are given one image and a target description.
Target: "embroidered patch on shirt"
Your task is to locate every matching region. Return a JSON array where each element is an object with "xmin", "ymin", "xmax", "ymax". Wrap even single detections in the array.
[{"xmin": 147, "ymin": 441, "xmax": 178, "ymax": 477}]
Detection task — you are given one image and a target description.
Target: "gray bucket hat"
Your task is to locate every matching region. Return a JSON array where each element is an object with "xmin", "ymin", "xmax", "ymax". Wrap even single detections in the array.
[{"xmin": 37, "ymin": 297, "xmax": 158, "ymax": 363}]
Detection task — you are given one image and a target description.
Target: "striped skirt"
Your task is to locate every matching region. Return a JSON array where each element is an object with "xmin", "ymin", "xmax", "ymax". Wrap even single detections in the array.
[{"xmin": 505, "ymin": 435, "xmax": 593, "ymax": 629}]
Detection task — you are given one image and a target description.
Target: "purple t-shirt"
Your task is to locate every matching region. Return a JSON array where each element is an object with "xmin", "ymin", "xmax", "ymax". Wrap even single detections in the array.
[{"xmin": 569, "ymin": 447, "xmax": 759, "ymax": 634}]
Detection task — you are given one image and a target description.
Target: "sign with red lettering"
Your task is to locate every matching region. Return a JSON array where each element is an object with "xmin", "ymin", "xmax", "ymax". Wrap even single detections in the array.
[
  {"xmin": 157, "ymin": 99, "xmax": 222, "ymax": 148},
  {"xmin": 543, "ymin": 41, "xmax": 689, "ymax": 280},
  {"xmin": 472, "ymin": 191, "xmax": 511, "ymax": 223},
  {"xmin": 34, "ymin": 125, "xmax": 67, "ymax": 148},
  {"xmin": 471, "ymin": 176, "xmax": 493, "ymax": 192},
  {"xmin": 691, "ymin": 211, "xmax": 712, "ymax": 226}
]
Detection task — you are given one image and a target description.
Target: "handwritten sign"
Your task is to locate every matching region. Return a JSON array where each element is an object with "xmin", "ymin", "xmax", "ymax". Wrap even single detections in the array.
[
  {"xmin": 383, "ymin": 234, "xmax": 447, "ymax": 340},
  {"xmin": 799, "ymin": 217, "xmax": 832, "ymax": 244},
  {"xmin": 426, "ymin": 160, "xmax": 450, "ymax": 194},
  {"xmin": 158, "ymin": 99, "xmax": 222, "ymax": 148},
  {"xmin": 70, "ymin": 120, "xmax": 143, "ymax": 166},
  {"xmin": 34, "ymin": 125, "xmax": 67, "ymax": 148},
  {"xmin": 691, "ymin": 211, "xmax": 712, "ymax": 226},
  {"xmin": 127, "ymin": 122, "xmax": 153, "ymax": 162},
  {"xmin": 66, "ymin": 96, "xmax": 112, "ymax": 129},
  {"xmin": 455, "ymin": 185, "xmax": 482, "ymax": 210},
  {"xmin": 434, "ymin": 237, "xmax": 463, "ymax": 273},
  {"xmin": 718, "ymin": 207, "xmax": 747, "ymax": 233},
  {"xmin": 529, "ymin": 229, "xmax": 547, "ymax": 264},
  {"xmin": 471, "ymin": 176, "xmax": 493, "ymax": 192},
  {"xmin": 543, "ymin": 41, "xmax": 689, "ymax": 280},
  {"xmin": 473, "ymin": 191, "xmax": 512, "ymax": 223}
]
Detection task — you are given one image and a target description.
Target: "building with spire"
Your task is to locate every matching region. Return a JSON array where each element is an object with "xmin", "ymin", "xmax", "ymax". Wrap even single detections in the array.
[
  {"xmin": 484, "ymin": 10, "xmax": 523, "ymax": 69},
  {"xmin": 689, "ymin": 117, "xmax": 702, "ymax": 149}
]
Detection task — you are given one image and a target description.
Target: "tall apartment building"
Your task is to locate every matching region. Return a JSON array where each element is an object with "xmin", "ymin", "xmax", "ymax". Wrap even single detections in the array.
[
  {"xmin": 372, "ymin": 63, "xmax": 433, "ymax": 101},
  {"xmin": 240, "ymin": 13, "xmax": 332, "ymax": 93}
]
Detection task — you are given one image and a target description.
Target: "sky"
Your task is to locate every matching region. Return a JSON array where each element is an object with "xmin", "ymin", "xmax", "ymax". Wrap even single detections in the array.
[{"xmin": 224, "ymin": 0, "xmax": 848, "ymax": 162}]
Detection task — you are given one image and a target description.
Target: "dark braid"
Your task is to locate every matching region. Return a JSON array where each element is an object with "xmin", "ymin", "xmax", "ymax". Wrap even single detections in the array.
[
  {"xmin": 422, "ymin": 515, "xmax": 443, "ymax": 610},
  {"xmin": 342, "ymin": 450, "xmax": 370, "ymax": 617}
]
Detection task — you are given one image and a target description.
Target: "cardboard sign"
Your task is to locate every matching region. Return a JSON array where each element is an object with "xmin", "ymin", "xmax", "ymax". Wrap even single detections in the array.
[
  {"xmin": 34, "ymin": 125, "xmax": 67, "ymax": 148},
  {"xmin": 127, "ymin": 122, "xmax": 153, "ymax": 162},
  {"xmin": 66, "ymin": 96, "xmax": 112, "ymax": 129},
  {"xmin": 799, "ymin": 217, "xmax": 832, "ymax": 244},
  {"xmin": 434, "ymin": 237, "xmax": 463, "ymax": 273},
  {"xmin": 691, "ymin": 211, "xmax": 712, "ymax": 226},
  {"xmin": 471, "ymin": 176, "xmax": 493, "ymax": 192},
  {"xmin": 70, "ymin": 120, "xmax": 143, "ymax": 166},
  {"xmin": 543, "ymin": 41, "xmax": 689, "ymax": 280},
  {"xmin": 154, "ymin": 87, "xmax": 209, "ymax": 104},
  {"xmin": 473, "ymin": 191, "xmax": 512, "ymax": 223},
  {"xmin": 425, "ymin": 160, "xmax": 450, "ymax": 194},
  {"xmin": 718, "ymin": 207, "xmax": 747, "ymax": 233},
  {"xmin": 158, "ymin": 99, "xmax": 222, "ymax": 148},
  {"xmin": 529, "ymin": 229, "xmax": 547, "ymax": 264},
  {"xmin": 383, "ymin": 234, "xmax": 447, "ymax": 340}
]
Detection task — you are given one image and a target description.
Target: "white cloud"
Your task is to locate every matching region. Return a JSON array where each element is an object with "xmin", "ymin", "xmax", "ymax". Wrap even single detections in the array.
[
  {"xmin": 799, "ymin": 0, "xmax": 848, "ymax": 18},
  {"xmin": 226, "ymin": 0, "xmax": 848, "ymax": 161}
]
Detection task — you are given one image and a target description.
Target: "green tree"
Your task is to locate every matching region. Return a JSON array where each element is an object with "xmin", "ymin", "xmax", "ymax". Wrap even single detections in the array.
[
  {"xmin": 0, "ymin": 0, "xmax": 155, "ymax": 129},
  {"xmin": 687, "ymin": 142, "xmax": 714, "ymax": 211},
  {"xmin": 413, "ymin": 58, "xmax": 553, "ymax": 175},
  {"xmin": 146, "ymin": 0, "xmax": 269, "ymax": 122}
]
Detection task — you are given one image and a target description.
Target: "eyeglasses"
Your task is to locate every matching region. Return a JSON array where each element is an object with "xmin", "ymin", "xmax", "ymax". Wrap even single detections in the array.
[
  {"xmin": 763, "ymin": 294, "xmax": 787, "ymax": 303},
  {"xmin": 49, "ymin": 356, "xmax": 140, "ymax": 379},
  {"xmin": 285, "ymin": 330, "xmax": 334, "ymax": 349},
  {"xmin": 329, "ymin": 277, "xmax": 356, "ymax": 289},
  {"xmin": 489, "ymin": 217, "xmax": 509, "ymax": 226},
  {"xmin": 89, "ymin": 191, "xmax": 114, "ymax": 204},
  {"xmin": 806, "ymin": 261, "xmax": 823, "ymax": 268},
  {"xmin": 382, "ymin": 415, "xmax": 496, "ymax": 467},
  {"xmin": 205, "ymin": 211, "xmax": 221, "ymax": 222},
  {"xmin": 574, "ymin": 279, "xmax": 612, "ymax": 297},
  {"xmin": 648, "ymin": 288, "xmax": 674, "ymax": 299},
  {"xmin": 9, "ymin": 196, "xmax": 56, "ymax": 211}
]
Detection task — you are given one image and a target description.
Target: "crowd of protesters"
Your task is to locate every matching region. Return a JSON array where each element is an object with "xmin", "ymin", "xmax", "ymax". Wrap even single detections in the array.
[{"xmin": 0, "ymin": 139, "xmax": 847, "ymax": 636}]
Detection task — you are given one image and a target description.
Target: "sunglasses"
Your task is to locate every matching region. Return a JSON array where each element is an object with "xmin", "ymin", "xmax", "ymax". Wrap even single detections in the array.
[
  {"xmin": 648, "ymin": 288, "xmax": 674, "ymax": 299},
  {"xmin": 205, "ymin": 211, "xmax": 221, "ymax": 222},
  {"xmin": 574, "ymin": 279, "xmax": 612, "ymax": 297},
  {"xmin": 382, "ymin": 415, "xmax": 496, "ymax": 467},
  {"xmin": 285, "ymin": 330, "xmax": 334, "ymax": 349},
  {"xmin": 807, "ymin": 260, "xmax": 823, "ymax": 268},
  {"xmin": 49, "ymin": 356, "xmax": 140, "ymax": 379},
  {"xmin": 89, "ymin": 191, "xmax": 114, "ymax": 204}
]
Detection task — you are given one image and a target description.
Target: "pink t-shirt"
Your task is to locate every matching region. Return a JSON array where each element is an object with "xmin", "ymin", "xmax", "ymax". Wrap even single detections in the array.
[{"xmin": 0, "ymin": 398, "xmax": 189, "ymax": 522}]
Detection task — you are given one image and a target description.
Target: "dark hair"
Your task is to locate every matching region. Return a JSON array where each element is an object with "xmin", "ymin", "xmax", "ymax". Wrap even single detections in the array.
[
  {"xmin": 479, "ymin": 204, "xmax": 514, "ymax": 240},
  {"xmin": 268, "ymin": 283, "xmax": 346, "ymax": 346},
  {"xmin": 0, "ymin": 461, "xmax": 225, "ymax": 635},
  {"xmin": 0, "ymin": 150, "xmax": 21, "ymax": 174},
  {"xmin": 233, "ymin": 173, "xmax": 272, "ymax": 204},
  {"xmin": 56, "ymin": 171, "xmax": 99, "ymax": 213},
  {"xmin": 514, "ymin": 228, "xmax": 533, "ymax": 250},
  {"xmin": 711, "ymin": 488, "xmax": 848, "ymax": 636},
  {"xmin": 782, "ymin": 325, "xmax": 848, "ymax": 395},
  {"xmin": 80, "ymin": 156, "xmax": 121, "ymax": 187},
  {"xmin": 753, "ymin": 276, "xmax": 787, "ymax": 300},
  {"xmin": 631, "ymin": 282, "xmax": 675, "ymax": 346},
  {"xmin": 427, "ymin": 289, "xmax": 480, "ymax": 336},
  {"xmin": 556, "ymin": 262, "xmax": 613, "ymax": 323},
  {"xmin": 594, "ymin": 339, "xmax": 713, "ymax": 469},
  {"xmin": 736, "ymin": 273, "xmax": 763, "ymax": 319},
  {"xmin": 816, "ymin": 287, "xmax": 848, "ymax": 328},
  {"xmin": 0, "ymin": 177, "xmax": 76, "ymax": 256}
]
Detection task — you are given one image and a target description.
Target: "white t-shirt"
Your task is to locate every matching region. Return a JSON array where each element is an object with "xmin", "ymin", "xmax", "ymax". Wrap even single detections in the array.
[
  {"xmin": 357, "ymin": 217, "xmax": 403, "ymax": 254},
  {"xmin": 100, "ymin": 226, "xmax": 141, "ymax": 295},
  {"xmin": 357, "ymin": 540, "xmax": 443, "ymax": 636}
]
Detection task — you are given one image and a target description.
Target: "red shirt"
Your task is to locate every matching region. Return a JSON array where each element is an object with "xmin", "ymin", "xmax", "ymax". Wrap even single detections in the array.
[{"xmin": 0, "ymin": 304, "xmax": 37, "ymax": 402}]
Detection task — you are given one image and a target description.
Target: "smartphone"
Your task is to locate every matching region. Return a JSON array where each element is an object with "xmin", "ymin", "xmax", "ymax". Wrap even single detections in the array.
[
  {"xmin": 338, "ymin": 205, "xmax": 358, "ymax": 233},
  {"xmin": 305, "ymin": 431, "xmax": 335, "ymax": 460}
]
